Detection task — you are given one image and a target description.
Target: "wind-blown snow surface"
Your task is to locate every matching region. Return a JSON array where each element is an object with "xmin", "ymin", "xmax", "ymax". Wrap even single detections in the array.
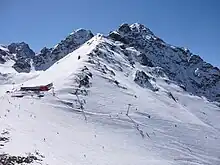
[{"xmin": 1, "ymin": 35, "xmax": 220, "ymax": 165}]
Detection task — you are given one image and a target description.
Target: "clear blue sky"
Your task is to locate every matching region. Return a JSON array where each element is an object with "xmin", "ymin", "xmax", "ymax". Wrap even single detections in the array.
[{"xmin": 1, "ymin": 0, "xmax": 220, "ymax": 67}]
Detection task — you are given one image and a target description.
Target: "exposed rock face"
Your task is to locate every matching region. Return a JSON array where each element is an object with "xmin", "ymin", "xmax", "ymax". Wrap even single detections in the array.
[
  {"xmin": 0, "ymin": 50, "xmax": 7, "ymax": 63},
  {"xmin": 0, "ymin": 42, "xmax": 35, "ymax": 73},
  {"xmin": 0, "ymin": 29, "xmax": 93, "ymax": 72},
  {"xmin": 34, "ymin": 29, "xmax": 94, "ymax": 70},
  {"xmin": 134, "ymin": 70, "xmax": 156, "ymax": 91},
  {"xmin": 52, "ymin": 29, "xmax": 94, "ymax": 61},
  {"xmin": 136, "ymin": 53, "xmax": 154, "ymax": 67},
  {"xmin": 0, "ymin": 46, "xmax": 9, "ymax": 63},
  {"xmin": 12, "ymin": 59, "xmax": 31, "ymax": 73},
  {"xmin": 8, "ymin": 42, "xmax": 35, "ymax": 59},
  {"xmin": 0, "ymin": 154, "xmax": 41, "ymax": 165},
  {"xmin": 32, "ymin": 47, "xmax": 52, "ymax": 70},
  {"xmin": 109, "ymin": 23, "xmax": 220, "ymax": 102}
]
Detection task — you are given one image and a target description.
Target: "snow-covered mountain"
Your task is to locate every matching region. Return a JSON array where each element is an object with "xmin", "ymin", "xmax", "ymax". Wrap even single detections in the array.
[
  {"xmin": 1, "ymin": 23, "xmax": 220, "ymax": 165},
  {"xmin": 109, "ymin": 23, "xmax": 220, "ymax": 102},
  {"xmin": 0, "ymin": 42, "xmax": 35, "ymax": 73},
  {"xmin": 0, "ymin": 29, "xmax": 93, "ymax": 72},
  {"xmin": 33, "ymin": 29, "xmax": 94, "ymax": 70}
]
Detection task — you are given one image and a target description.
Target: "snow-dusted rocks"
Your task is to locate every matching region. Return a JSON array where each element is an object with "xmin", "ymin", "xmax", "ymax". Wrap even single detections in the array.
[
  {"xmin": 109, "ymin": 23, "xmax": 220, "ymax": 102},
  {"xmin": 12, "ymin": 59, "xmax": 31, "ymax": 73},
  {"xmin": 32, "ymin": 47, "xmax": 53, "ymax": 70},
  {"xmin": 0, "ymin": 49, "xmax": 7, "ymax": 64},
  {"xmin": 8, "ymin": 42, "xmax": 35, "ymax": 59},
  {"xmin": 134, "ymin": 70, "xmax": 157, "ymax": 91},
  {"xmin": 188, "ymin": 55, "xmax": 203, "ymax": 64},
  {"xmin": 53, "ymin": 29, "xmax": 94, "ymax": 60},
  {"xmin": 123, "ymin": 48, "xmax": 154, "ymax": 67},
  {"xmin": 0, "ymin": 42, "xmax": 35, "ymax": 73},
  {"xmin": 34, "ymin": 29, "xmax": 94, "ymax": 70},
  {"xmin": 135, "ymin": 53, "xmax": 154, "ymax": 66},
  {"xmin": 0, "ymin": 45, "xmax": 12, "ymax": 64},
  {"xmin": 0, "ymin": 29, "xmax": 93, "ymax": 73}
]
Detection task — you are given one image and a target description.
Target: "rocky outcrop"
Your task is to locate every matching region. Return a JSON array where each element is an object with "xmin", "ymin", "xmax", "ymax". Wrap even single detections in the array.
[
  {"xmin": 0, "ymin": 43, "xmax": 35, "ymax": 72},
  {"xmin": 33, "ymin": 47, "xmax": 52, "ymax": 70},
  {"xmin": 135, "ymin": 53, "xmax": 153, "ymax": 67},
  {"xmin": 134, "ymin": 70, "xmax": 156, "ymax": 91},
  {"xmin": 0, "ymin": 154, "xmax": 41, "ymax": 165},
  {"xmin": 0, "ymin": 46, "xmax": 11, "ymax": 64},
  {"xmin": 8, "ymin": 42, "xmax": 35, "ymax": 59},
  {"xmin": 12, "ymin": 59, "xmax": 31, "ymax": 73}
]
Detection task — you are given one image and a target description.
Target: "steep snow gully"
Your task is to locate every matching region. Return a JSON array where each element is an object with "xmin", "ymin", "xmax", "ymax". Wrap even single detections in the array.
[{"xmin": 0, "ymin": 23, "xmax": 220, "ymax": 165}]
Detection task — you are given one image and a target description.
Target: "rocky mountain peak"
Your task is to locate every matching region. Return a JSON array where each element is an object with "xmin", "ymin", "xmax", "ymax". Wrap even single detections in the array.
[
  {"xmin": 109, "ymin": 23, "xmax": 220, "ymax": 102},
  {"xmin": 1, "ymin": 23, "xmax": 219, "ymax": 102},
  {"xmin": 0, "ymin": 28, "xmax": 94, "ymax": 72},
  {"xmin": 51, "ymin": 28, "xmax": 93, "ymax": 59},
  {"xmin": 69, "ymin": 28, "xmax": 94, "ymax": 39},
  {"xmin": 109, "ymin": 23, "xmax": 163, "ymax": 47},
  {"xmin": 8, "ymin": 42, "xmax": 35, "ymax": 59},
  {"xmin": 33, "ymin": 28, "xmax": 94, "ymax": 71},
  {"xmin": 118, "ymin": 23, "xmax": 154, "ymax": 36},
  {"xmin": 130, "ymin": 23, "xmax": 154, "ymax": 35}
]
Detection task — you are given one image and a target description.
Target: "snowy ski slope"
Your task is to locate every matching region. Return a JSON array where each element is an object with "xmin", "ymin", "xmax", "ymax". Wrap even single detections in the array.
[{"xmin": 0, "ymin": 35, "xmax": 220, "ymax": 165}]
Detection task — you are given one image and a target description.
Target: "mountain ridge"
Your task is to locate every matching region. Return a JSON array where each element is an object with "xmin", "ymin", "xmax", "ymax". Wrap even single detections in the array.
[
  {"xmin": 1, "ymin": 24, "xmax": 220, "ymax": 165},
  {"xmin": 0, "ymin": 23, "xmax": 219, "ymax": 102},
  {"xmin": 108, "ymin": 23, "xmax": 220, "ymax": 102}
]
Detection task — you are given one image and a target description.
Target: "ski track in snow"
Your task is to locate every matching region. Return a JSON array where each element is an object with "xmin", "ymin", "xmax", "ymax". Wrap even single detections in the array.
[{"xmin": 1, "ymin": 35, "xmax": 220, "ymax": 165}]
